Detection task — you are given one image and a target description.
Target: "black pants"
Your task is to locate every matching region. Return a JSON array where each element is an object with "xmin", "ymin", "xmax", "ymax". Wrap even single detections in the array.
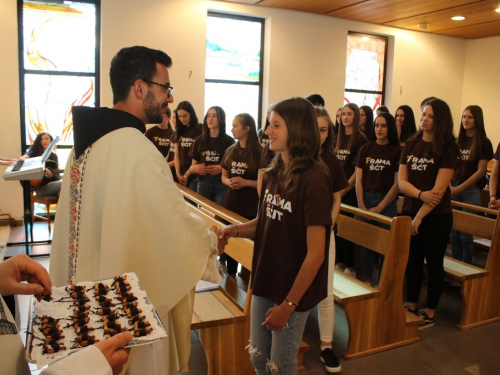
[
  {"xmin": 405, "ymin": 212, "xmax": 453, "ymax": 309},
  {"xmin": 3, "ymin": 294, "xmax": 15, "ymax": 318},
  {"xmin": 335, "ymin": 188, "xmax": 357, "ymax": 268}
]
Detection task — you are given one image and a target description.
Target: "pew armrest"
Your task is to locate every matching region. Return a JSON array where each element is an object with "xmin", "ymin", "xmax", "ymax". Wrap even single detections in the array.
[{"xmin": 333, "ymin": 269, "xmax": 380, "ymax": 305}]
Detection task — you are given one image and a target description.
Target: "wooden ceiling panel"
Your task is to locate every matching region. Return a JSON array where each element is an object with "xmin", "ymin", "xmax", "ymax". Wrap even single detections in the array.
[
  {"xmin": 257, "ymin": 0, "xmax": 366, "ymax": 14},
  {"xmin": 437, "ymin": 20, "xmax": 500, "ymax": 39},
  {"xmin": 324, "ymin": 0, "xmax": 483, "ymax": 24},
  {"xmin": 384, "ymin": 1, "xmax": 500, "ymax": 33},
  {"xmin": 218, "ymin": 0, "xmax": 500, "ymax": 38}
]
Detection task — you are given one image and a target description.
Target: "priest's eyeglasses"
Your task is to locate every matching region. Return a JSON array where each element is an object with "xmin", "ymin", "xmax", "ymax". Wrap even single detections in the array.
[{"xmin": 142, "ymin": 79, "xmax": 174, "ymax": 98}]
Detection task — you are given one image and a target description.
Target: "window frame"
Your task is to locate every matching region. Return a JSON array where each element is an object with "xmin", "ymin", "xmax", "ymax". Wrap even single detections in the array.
[
  {"xmin": 205, "ymin": 11, "xmax": 265, "ymax": 129},
  {"xmin": 17, "ymin": 0, "xmax": 101, "ymax": 156},
  {"xmin": 344, "ymin": 31, "xmax": 388, "ymax": 107}
]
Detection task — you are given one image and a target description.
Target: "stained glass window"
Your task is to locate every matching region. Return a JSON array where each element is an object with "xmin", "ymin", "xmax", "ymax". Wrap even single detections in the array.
[
  {"xmin": 344, "ymin": 32, "xmax": 387, "ymax": 111},
  {"xmin": 205, "ymin": 13, "xmax": 264, "ymax": 134},
  {"xmin": 19, "ymin": 0, "xmax": 99, "ymax": 167}
]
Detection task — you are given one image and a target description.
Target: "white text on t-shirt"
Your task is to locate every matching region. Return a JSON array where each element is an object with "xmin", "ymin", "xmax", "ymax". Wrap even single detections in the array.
[{"xmin": 264, "ymin": 189, "xmax": 292, "ymax": 221}]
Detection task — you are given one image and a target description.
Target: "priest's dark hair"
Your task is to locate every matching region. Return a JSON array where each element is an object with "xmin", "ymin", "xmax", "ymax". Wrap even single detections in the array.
[{"xmin": 110, "ymin": 46, "xmax": 172, "ymax": 104}]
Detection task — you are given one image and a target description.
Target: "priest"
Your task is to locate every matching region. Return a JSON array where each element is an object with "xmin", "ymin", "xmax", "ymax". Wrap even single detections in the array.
[{"xmin": 50, "ymin": 46, "xmax": 223, "ymax": 374}]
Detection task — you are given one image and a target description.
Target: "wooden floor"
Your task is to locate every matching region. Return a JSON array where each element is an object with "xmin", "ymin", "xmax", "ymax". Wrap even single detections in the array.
[{"xmin": 5, "ymin": 222, "xmax": 500, "ymax": 374}]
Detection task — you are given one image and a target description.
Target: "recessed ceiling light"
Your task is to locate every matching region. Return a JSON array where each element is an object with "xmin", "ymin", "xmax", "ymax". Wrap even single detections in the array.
[{"xmin": 451, "ymin": 16, "xmax": 466, "ymax": 21}]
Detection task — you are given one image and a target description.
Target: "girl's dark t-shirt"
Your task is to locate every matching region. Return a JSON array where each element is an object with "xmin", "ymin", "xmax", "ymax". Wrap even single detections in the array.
[
  {"xmin": 320, "ymin": 154, "xmax": 348, "ymax": 193},
  {"xmin": 27, "ymin": 150, "xmax": 60, "ymax": 184},
  {"xmin": 355, "ymin": 142, "xmax": 402, "ymax": 195},
  {"xmin": 221, "ymin": 146, "xmax": 262, "ymax": 219},
  {"xmin": 251, "ymin": 164, "xmax": 332, "ymax": 312},
  {"xmin": 144, "ymin": 126, "xmax": 174, "ymax": 158},
  {"xmin": 400, "ymin": 138, "xmax": 458, "ymax": 215},
  {"xmin": 190, "ymin": 134, "xmax": 235, "ymax": 167},
  {"xmin": 335, "ymin": 134, "xmax": 368, "ymax": 179},
  {"xmin": 453, "ymin": 136, "xmax": 493, "ymax": 186},
  {"xmin": 493, "ymin": 143, "xmax": 500, "ymax": 185},
  {"xmin": 177, "ymin": 125, "xmax": 202, "ymax": 167}
]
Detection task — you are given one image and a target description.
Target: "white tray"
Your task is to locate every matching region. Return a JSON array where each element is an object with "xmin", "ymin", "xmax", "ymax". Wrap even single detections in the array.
[{"xmin": 25, "ymin": 272, "xmax": 167, "ymax": 368}]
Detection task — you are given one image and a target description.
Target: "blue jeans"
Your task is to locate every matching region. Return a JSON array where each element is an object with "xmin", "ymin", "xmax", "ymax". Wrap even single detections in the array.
[
  {"xmin": 249, "ymin": 295, "xmax": 310, "ymax": 375},
  {"xmin": 361, "ymin": 190, "xmax": 397, "ymax": 283},
  {"xmin": 180, "ymin": 165, "xmax": 197, "ymax": 192},
  {"xmin": 196, "ymin": 174, "xmax": 227, "ymax": 206},
  {"xmin": 450, "ymin": 182, "xmax": 481, "ymax": 264}
]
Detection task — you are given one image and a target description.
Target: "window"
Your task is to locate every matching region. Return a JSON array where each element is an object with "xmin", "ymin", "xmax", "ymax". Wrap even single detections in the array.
[
  {"xmin": 205, "ymin": 12, "xmax": 264, "ymax": 135},
  {"xmin": 18, "ymin": 0, "xmax": 100, "ymax": 167},
  {"xmin": 344, "ymin": 32, "xmax": 388, "ymax": 110}
]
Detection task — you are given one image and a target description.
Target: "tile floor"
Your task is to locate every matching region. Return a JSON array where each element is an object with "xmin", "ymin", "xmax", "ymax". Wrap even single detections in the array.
[{"xmin": 5, "ymin": 222, "xmax": 500, "ymax": 374}]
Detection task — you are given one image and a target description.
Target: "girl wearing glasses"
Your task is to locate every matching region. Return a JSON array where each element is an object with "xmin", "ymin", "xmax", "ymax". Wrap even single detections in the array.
[
  {"xmin": 174, "ymin": 101, "xmax": 202, "ymax": 191},
  {"xmin": 219, "ymin": 97, "xmax": 332, "ymax": 375}
]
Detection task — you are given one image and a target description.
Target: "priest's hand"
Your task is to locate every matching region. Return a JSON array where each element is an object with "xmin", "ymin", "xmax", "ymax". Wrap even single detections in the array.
[
  {"xmin": 94, "ymin": 331, "xmax": 133, "ymax": 375},
  {"xmin": 0, "ymin": 254, "xmax": 51, "ymax": 297},
  {"xmin": 209, "ymin": 225, "xmax": 227, "ymax": 254}
]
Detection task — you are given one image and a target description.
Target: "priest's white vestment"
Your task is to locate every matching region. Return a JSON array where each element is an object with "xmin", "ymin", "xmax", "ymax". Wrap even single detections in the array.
[{"xmin": 50, "ymin": 109, "xmax": 215, "ymax": 374}]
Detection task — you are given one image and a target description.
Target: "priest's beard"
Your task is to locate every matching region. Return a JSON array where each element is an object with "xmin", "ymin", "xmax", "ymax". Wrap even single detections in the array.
[{"xmin": 143, "ymin": 91, "xmax": 165, "ymax": 124}]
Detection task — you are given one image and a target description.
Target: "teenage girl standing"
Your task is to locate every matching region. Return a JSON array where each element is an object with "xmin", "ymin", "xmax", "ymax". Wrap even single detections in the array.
[
  {"xmin": 315, "ymin": 106, "xmax": 348, "ymax": 373},
  {"xmin": 359, "ymin": 105, "xmax": 374, "ymax": 141},
  {"xmin": 395, "ymin": 105, "xmax": 417, "ymax": 146},
  {"xmin": 220, "ymin": 97, "xmax": 333, "ymax": 375},
  {"xmin": 355, "ymin": 113, "xmax": 402, "ymax": 286},
  {"xmin": 399, "ymin": 98, "xmax": 459, "ymax": 329},
  {"xmin": 259, "ymin": 104, "xmax": 275, "ymax": 168},
  {"xmin": 489, "ymin": 143, "xmax": 500, "ymax": 210},
  {"xmin": 221, "ymin": 113, "xmax": 262, "ymax": 278},
  {"xmin": 174, "ymin": 101, "xmax": 202, "ymax": 191},
  {"xmin": 186, "ymin": 106, "xmax": 234, "ymax": 206},
  {"xmin": 450, "ymin": 105, "xmax": 493, "ymax": 264},
  {"xmin": 335, "ymin": 103, "xmax": 368, "ymax": 276}
]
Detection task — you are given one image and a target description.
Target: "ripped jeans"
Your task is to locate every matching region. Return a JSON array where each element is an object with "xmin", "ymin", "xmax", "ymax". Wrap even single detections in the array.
[{"xmin": 249, "ymin": 295, "xmax": 310, "ymax": 374}]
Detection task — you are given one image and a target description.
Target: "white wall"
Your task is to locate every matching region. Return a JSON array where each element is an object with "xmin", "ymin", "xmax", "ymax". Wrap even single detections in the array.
[
  {"xmin": 462, "ymin": 35, "xmax": 500, "ymax": 147},
  {"xmin": 0, "ymin": 0, "xmax": 490, "ymax": 218},
  {"xmin": 0, "ymin": 0, "xmax": 23, "ymax": 220}
]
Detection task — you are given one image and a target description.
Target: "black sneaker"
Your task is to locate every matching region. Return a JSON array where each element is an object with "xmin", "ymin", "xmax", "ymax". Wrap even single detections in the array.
[
  {"xmin": 403, "ymin": 302, "xmax": 418, "ymax": 315},
  {"xmin": 320, "ymin": 348, "xmax": 341, "ymax": 373},
  {"xmin": 418, "ymin": 309, "xmax": 435, "ymax": 330}
]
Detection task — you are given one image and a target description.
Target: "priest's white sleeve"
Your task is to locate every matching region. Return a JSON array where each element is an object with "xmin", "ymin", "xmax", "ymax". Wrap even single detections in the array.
[{"xmin": 40, "ymin": 346, "xmax": 111, "ymax": 375}]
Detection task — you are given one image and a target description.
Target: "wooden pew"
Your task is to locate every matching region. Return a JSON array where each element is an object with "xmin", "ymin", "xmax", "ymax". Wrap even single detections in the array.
[
  {"xmin": 177, "ymin": 184, "xmax": 309, "ymax": 373},
  {"xmin": 445, "ymin": 201, "xmax": 500, "ymax": 330},
  {"xmin": 334, "ymin": 204, "xmax": 422, "ymax": 359}
]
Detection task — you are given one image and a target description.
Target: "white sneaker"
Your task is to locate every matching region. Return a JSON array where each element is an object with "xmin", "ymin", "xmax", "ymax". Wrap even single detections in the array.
[{"xmin": 344, "ymin": 268, "xmax": 356, "ymax": 277}]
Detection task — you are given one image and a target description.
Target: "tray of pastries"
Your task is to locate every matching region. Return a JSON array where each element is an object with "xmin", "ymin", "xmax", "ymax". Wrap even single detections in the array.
[{"xmin": 25, "ymin": 272, "xmax": 167, "ymax": 369}]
